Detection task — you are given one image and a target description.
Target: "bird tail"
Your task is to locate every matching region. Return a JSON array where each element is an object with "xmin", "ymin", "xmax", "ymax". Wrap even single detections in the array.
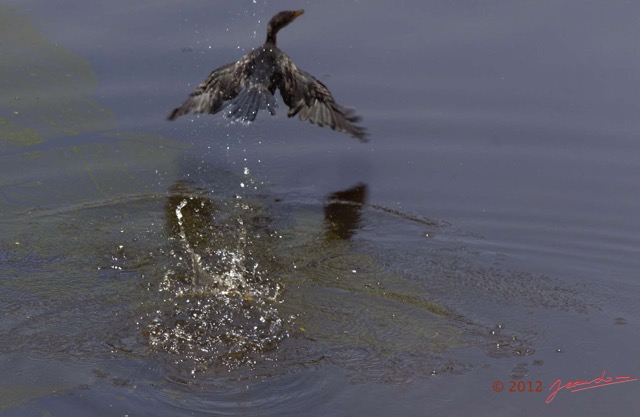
[{"xmin": 226, "ymin": 86, "xmax": 277, "ymax": 122}]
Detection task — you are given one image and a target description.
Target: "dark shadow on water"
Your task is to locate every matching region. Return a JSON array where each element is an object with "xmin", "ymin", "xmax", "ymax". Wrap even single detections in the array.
[{"xmin": 324, "ymin": 182, "xmax": 368, "ymax": 241}]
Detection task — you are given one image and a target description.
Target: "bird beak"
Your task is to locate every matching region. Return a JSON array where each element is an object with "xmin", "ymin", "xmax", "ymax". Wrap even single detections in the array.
[{"xmin": 292, "ymin": 9, "xmax": 305, "ymax": 19}]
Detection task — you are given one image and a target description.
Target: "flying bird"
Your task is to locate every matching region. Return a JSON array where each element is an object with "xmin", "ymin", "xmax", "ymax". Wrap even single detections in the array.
[{"xmin": 167, "ymin": 10, "xmax": 367, "ymax": 141}]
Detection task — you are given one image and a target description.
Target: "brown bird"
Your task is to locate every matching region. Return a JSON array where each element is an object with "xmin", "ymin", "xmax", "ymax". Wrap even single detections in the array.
[{"xmin": 167, "ymin": 10, "xmax": 367, "ymax": 141}]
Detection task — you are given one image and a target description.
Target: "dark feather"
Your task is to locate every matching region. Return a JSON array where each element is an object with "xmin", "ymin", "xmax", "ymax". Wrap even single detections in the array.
[
  {"xmin": 167, "ymin": 58, "xmax": 248, "ymax": 121},
  {"xmin": 277, "ymin": 56, "xmax": 367, "ymax": 141},
  {"xmin": 167, "ymin": 9, "xmax": 367, "ymax": 141}
]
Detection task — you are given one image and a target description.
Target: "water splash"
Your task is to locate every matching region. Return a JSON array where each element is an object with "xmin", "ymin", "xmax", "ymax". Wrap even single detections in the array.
[{"xmin": 145, "ymin": 184, "xmax": 288, "ymax": 373}]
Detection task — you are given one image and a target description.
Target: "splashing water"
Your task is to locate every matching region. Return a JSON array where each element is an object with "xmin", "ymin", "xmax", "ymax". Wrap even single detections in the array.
[{"xmin": 144, "ymin": 185, "xmax": 288, "ymax": 373}]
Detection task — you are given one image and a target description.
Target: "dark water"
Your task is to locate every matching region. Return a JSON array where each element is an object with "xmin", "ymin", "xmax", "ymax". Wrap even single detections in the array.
[{"xmin": 1, "ymin": 1, "xmax": 639, "ymax": 415}]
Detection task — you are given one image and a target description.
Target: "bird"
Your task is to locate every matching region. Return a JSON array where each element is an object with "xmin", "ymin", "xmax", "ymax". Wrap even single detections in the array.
[{"xmin": 167, "ymin": 10, "xmax": 367, "ymax": 141}]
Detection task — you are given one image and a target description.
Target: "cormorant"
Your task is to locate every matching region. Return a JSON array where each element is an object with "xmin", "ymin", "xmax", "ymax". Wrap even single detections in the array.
[{"xmin": 167, "ymin": 10, "xmax": 367, "ymax": 141}]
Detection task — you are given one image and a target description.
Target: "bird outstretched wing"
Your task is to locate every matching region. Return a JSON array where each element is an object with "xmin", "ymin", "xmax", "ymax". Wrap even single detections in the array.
[
  {"xmin": 277, "ymin": 56, "xmax": 367, "ymax": 141},
  {"xmin": 167, "ymin": 56, "xmax": 251, "ymax": 121}
]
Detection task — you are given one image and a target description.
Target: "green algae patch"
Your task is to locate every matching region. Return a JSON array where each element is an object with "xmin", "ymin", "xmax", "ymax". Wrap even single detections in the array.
[
  {"xmin": 0, "ymin": 132, "xmax": 186, "ymax": 216},
  {"xmin": 0, "ymin": 384, "xmax": 65, "ymax": 413},
  {"xmin": 0, "ymin": 4, "xmax": 116, "ymax": 152},
  {"xmin": 0, "ymin": 5, "xmax": 188, "ymax": 216},
  {"xmin": 275, "ymin": 207, "xmax": 466, "ymax": 356},
  {"xmin": 0, "ymin": 117, "xmax": 43, "ymax": 147}
]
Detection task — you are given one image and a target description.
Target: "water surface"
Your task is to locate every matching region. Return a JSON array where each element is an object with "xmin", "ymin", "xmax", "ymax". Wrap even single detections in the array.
[{"xmin": 1, "ymin": 1, "xmax": 639, "ymax": 415}]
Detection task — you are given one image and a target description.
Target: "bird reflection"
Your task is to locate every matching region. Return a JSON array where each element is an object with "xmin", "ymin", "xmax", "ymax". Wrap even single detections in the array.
[{"xmin": 324, "ymin": 183, "xmax": 368, "ymax": 241}]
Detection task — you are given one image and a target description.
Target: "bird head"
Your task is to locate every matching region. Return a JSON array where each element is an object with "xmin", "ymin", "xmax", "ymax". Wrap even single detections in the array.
[{"xmin": 266, "ymin": 10, "xmax": 304, "ymax": 43}]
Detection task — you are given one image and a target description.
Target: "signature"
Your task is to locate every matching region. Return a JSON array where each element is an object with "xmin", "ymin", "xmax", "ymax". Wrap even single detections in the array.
[{"xmin": 546, "ymin": 370, "xmax": 637, "ymax": 403}]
